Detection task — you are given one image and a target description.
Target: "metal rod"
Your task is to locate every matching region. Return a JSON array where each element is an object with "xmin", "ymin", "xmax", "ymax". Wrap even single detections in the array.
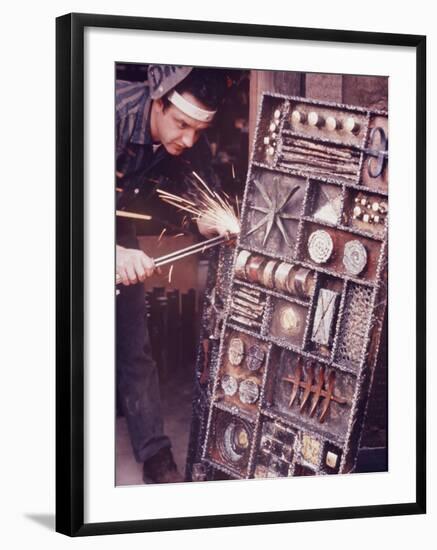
[
  {"xmin": 155, "ymin": 234, "xmax": 227, "ymax": 264},
  {"xmin": 155, "ymin": 235, "xmax": 230, "ymax": 267},
  {"xmin": 279, "ymin": 153, "xmax": 358, "ymax": 172},
  {"xmin": 116, "ymin": 210, "xmax": 152, "ymax": 221}
]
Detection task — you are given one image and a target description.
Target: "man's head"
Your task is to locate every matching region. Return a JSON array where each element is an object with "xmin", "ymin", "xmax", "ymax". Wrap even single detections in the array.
[{"xmin": 150, "ymin": 68, "xmax": 228, "ymax": 156}]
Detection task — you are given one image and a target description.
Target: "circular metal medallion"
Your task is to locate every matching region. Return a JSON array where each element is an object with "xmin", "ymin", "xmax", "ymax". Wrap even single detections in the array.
[
  {"xmin": 218, "ymin": 418, "xmax": 251, "ymax": 465},
  {"xmin": 228, "ymin": 337, "xmax": 245, "ymax": 366},
  {"xmin": 221, "ymin": 374, "xmax": 238, "ymax": 396},
  {"xmin": 246, "ymin": 345, "xmax": 265, "ymax": 371},
  {"xmin": 343, "ymin": 240, "xmax": 368, "ymax": 275},
  {"xmin": 308, "ymin": 230, "xmax": 334, "ymax": 264},
  {"xmin": 239, "ymin": 378, "xmax": 259, "ymax": 404},
  {"xmin": 279, "ymin": 305, "xmax": 301, "ymax": 334},
  {"xmin": 223, "ymin": 424, "xmax": 243, "ymax": 462}
]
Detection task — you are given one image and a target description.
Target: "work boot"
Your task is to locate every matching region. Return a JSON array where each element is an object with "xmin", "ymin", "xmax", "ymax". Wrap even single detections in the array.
[{"xmin": 142, "ymin": 447, "xmax": 185, "ymax": 484}]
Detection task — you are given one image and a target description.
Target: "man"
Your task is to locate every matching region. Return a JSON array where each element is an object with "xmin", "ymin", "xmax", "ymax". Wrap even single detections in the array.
[{"xmin": 115, "ymin": 65, "xmax": 228, "ymax": 483}]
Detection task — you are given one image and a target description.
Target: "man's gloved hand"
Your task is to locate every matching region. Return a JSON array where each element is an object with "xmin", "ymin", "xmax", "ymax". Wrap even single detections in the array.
[{"xmin": 116, "ymin": 245, "xmax": 155, "ymax": 285}]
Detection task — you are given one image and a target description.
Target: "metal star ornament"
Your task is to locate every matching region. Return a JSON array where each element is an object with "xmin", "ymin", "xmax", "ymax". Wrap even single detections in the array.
[{"xmin": 245, "ymin": 177, "xmax": 300, "ymax": 247}]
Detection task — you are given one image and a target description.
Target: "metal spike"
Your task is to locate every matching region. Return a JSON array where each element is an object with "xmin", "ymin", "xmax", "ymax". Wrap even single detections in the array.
[
  {"xmin": 300, "ymin": 362, "xmax": 314, "ymax": 412},
  {"xmin": 319, "ymin": 370, "xmax": 336, "ymax": 423},
  {"xmin": 288, "ymin": 358, "xmax": 302, "ymax": 408}
]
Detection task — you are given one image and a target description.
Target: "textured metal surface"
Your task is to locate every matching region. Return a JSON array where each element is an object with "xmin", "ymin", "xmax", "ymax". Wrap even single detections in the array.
[
  {"xmin": 308, "ymin": 230, "xmax": 334, "ymax": 264},
  {"xmin": 335, "ymin": 284, "xmax": 374, "ymax": 370},
  {"xmin": 343, "ymin": 240, "xmax": 368, "ymax": 276},
  {"xmin": 187, "ymin": 92, "xmax": 388, "ymax": 481},
  {"xmin": 312, "ymin": 288, "xmax": 339, "ymax": 346}
]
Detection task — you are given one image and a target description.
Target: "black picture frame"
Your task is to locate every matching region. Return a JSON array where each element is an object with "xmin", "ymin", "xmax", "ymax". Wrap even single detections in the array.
[{"xmin": 56, "ymin": 12, "xmax": 426, "ymax": 537}]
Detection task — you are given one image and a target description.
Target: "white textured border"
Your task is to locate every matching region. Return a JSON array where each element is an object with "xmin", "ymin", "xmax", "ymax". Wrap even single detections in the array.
[{"xmin": 84, "ymin": 27, "xmax": 416, "ymax": 524}]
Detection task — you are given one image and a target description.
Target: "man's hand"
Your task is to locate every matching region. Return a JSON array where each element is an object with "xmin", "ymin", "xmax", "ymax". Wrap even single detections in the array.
[{"xmin": 116, "ymin": 245, "xmax": 155, "ymax": 286}]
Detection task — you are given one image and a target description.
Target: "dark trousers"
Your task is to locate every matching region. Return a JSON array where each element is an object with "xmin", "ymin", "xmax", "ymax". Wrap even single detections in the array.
[{"xmin": 116, "ymin": 282, "xmax": 171, "ymax": 462}]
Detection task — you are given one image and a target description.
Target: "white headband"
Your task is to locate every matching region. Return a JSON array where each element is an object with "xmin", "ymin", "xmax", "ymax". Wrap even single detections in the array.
[{"xmin": 167, "ymin": 90, "xmax": 216, "ymax": 122}]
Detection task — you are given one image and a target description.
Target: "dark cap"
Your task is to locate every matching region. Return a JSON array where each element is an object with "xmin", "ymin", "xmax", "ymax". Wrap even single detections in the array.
[{"xmin": 147, "ymin": 65, "xmax": 193, "ymax": 99}]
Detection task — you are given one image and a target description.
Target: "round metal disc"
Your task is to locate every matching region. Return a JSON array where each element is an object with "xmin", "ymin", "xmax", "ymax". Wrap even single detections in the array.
[
  {"xmin": 279, "ymin": 305, "xmax": 301, "ymax": 334},
  {"xmin": 218, "ymin": 418, "xmax": 251, "ymax": 465},
  {"xmin": 246, "ymin": 345, "xmax": 265, "ymax": 371},
  {"xmin": 308, "ymin": 230, "xmax": 334, "ymax": 264},
  {"xmin": 239, "ymin": 378, "xmax": 260, "ymax": 404},
  {"xmin": 343, "ymin": 240, "xmax": 368, "ymax": 275},
  {"xmin": 221, "ymin": 374, "xmax": 238, "ymax": 396},
  {"xmin": 228, "ymin": 337, "xmax": 245, "ymax": 366}
]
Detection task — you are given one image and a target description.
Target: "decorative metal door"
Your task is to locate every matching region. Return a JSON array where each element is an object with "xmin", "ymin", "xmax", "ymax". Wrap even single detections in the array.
[{"xmin": 187, "ymin": 93, "xmax": 388, "ymax": 481}]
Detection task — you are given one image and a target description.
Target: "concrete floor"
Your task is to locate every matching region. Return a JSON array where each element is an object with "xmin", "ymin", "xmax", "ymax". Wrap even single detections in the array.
[{"xmin": 115, "ymin": 369, "xmax": 195, "ymax": 486}]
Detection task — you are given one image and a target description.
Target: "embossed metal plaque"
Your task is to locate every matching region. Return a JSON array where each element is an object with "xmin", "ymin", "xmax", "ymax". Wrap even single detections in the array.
[
  {"xmin": 308, "ymin": 230, "xmax": 334, "ymax": 264},
  {"xmin": 311, "ymin": 288, "xmax": 339, "ymax": 346}
]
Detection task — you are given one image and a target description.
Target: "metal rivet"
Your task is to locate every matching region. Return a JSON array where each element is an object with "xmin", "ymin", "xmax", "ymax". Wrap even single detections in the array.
[
  {"xmin": 307, "ymin": 111, "xmax": 319, "ymax": 126},
  {"xmin": 291, "ymin": 110, "xmax": 302, "ymax": 124},
  {"xmin": 344, "ymin": 116, "xmax": 360, "ymax": 134},
  {"xmin": 325, "ymin": 116, "xmax": 337, "ymax": 131}
]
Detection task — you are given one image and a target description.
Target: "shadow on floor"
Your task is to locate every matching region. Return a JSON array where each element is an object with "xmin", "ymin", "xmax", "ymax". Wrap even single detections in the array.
[{"xmin": 25, "ymin": 514, "xmax": 55, "ymax": 531}]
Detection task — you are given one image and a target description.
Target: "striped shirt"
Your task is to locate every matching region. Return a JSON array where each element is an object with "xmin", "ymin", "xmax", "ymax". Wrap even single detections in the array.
[{"xmin": 116, "ymin": 80, "xmax": 166, "ymax": 189}]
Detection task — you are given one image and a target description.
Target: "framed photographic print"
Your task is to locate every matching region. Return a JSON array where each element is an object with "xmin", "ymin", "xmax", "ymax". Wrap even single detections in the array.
[{"xmin": 56, "ymin": 12, "xmax": 426, "ymax": 536}]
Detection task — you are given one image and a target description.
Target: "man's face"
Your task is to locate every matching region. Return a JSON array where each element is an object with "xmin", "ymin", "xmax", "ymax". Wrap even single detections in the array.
[{"xmin": 151, "ymin": 92, "xmax": 212, "ymax": 156}]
